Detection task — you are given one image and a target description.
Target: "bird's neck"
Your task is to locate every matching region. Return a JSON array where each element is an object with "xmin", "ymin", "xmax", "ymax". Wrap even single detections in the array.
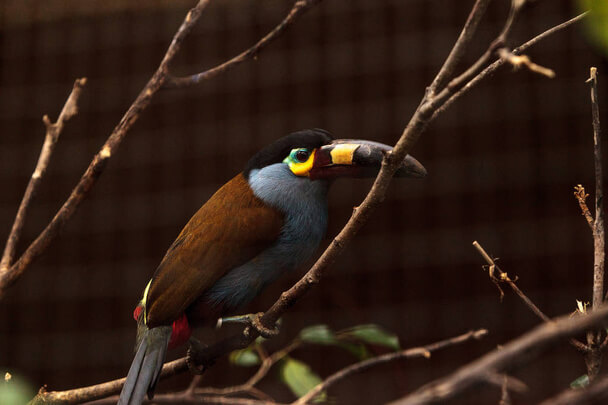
[
  {"xmin": 247, "ymin": 164, "xmax": 329, "ymax": 219},
  {"xmin": 248, "ymin": 163, "xmax": 329, "ymax": 276}
]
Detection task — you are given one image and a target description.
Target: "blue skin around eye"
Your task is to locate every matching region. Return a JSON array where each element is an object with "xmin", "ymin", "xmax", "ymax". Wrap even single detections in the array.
[{"xmin": 294, "ymin": 149, "xmax": 309, "ymax": 162}]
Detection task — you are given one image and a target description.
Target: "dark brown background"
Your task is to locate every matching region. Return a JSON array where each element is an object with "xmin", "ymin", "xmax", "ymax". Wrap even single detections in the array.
[{"xmin": 1, "ymin": 0, "xmax": 607, "ymax": 403}]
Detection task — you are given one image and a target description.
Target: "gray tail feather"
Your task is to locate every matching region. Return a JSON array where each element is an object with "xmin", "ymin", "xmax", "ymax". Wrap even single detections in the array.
[{"xmin": 118, "ymin": 326, "xmax": 172, "ymax": 405}]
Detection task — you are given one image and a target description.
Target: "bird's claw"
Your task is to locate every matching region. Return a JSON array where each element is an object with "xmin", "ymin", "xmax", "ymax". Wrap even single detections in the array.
[
  {"xmin": 249, "ymin": 312, "xmax": 280, "ymax": 339},
  {"xmin": 186, "ymin": 337, "xmax": 209, "ymax": 375},
  {"xmin": 217, "ymin": 312, "xmax": 280, "ymax": 338}
]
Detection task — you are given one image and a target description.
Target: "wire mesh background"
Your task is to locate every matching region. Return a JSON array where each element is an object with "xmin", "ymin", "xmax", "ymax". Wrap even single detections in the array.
[{"xmin": 1, "ymin": 0, "xmax": 607, "ymax": 403}]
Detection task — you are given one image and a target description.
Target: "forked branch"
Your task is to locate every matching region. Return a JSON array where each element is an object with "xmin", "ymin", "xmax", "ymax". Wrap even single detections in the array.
[
  {"xmin": 165, "ymin": 0, "xmax": 322, "ymax": 88},
  {"xmin": 472, "ymin": 241, "xmax": 588, "ymax": 352},
  {"xmin": 0, "ymin": 78, "xmax": 87, "ymax": 274},
  {"xmin": 390, "ymin": 305, "xmax": 608, "ymax": 405},
  {"xmin": 0, "ymin": 0, "xmax": 322, "ymax": 299}
]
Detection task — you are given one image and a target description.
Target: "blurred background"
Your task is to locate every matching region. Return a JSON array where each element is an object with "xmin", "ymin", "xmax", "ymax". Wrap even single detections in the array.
[{"xmin": 1, "ymin": 0, "xmax": 607, "ymax": 403}]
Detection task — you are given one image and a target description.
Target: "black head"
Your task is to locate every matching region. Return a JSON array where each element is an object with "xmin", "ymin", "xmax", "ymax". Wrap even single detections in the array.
[{"xmin": 244, "ymin": 129, "xmax": 333, "ymax": 179}]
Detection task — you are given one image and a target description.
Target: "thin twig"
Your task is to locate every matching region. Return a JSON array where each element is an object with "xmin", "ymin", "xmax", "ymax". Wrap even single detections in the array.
[
  {"xmin": 0, "ymin": 0, "xmax": 213, "ymax": 298},
  {"xmin": 30, "ymin": 357, "xmax": 188, "ymax": 404},
  {"xmin": 428, "ymin": 0, "xmax": 493, "ymax": 97},
  {"xmin": 185, "ymin": 375, "xmax": 203, "ymax": 396},
  {"xmin": 425, "ymin": 0, "xmax": 527, "ymax": 114},
  {"xmin": 165, "ymin": 0, "xmax": 323, "ymax": 88},
  {"xmin": 483, "ymin": 371, "xmax": 527, "ymax": 395},
  {"xmin": 292, "ymin": 329, "xmax": 488, "ymax": 405},
  {"xmin": 497, "ymin": 48, "xmax": 555, "ymax": 78},
  {"xmin": 196, "ymin": 341, "xmax": 299, "ymax": 399},
  {"xmin": 389, "ymin": 305, "xmax": 608, "ymax": 405},
  {"xmin": 473, "ymin": 241, "xmax": 549, "ymax": 321},
  {"xmin": 0, "ymin": 78, "xmax": 86, "ymax": 273},
  {"xmin": 472, "ymin": 241, "xmax": 589, "ymax": 352},
  {"xmin": 499, "ymin": 375, "xmax": 511, "ymax": 405},
  {"xmin": 432, "ymin": 11, "xmax": 588, "ymax": 120},
  {"xmin": 574, "ymin": 184, "xmax": 595, "ymax": 230}
]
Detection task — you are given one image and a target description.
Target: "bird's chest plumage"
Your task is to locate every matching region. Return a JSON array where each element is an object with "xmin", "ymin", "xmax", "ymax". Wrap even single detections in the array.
[{"xmin": 204, "ymin": 164, "xmax": 328, "ymax": 310}]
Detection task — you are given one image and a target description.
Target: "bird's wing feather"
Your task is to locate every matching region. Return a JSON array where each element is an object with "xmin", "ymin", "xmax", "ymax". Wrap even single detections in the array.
[{"xmin": 145, "ymin": 173, "xmax": 284, "ymax": 328}]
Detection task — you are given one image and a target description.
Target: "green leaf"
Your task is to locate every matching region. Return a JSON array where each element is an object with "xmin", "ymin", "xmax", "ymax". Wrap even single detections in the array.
[
  {"xmin": 229, "ymin": 347, "xmax": 261, "ymax": 367},
  {"xmin": 577, "ymin": 0, "xmax": 608, "ymax": 55},
  {"xmin": 339, "ymin": 324, "xmax": 400, "ymax": 351},
  {"xmin": 255, "ymin": 335, "xmax": 267, "ymax": 345},
  {"xmin": 570, "ymin": 374, "xmax": 590, "ymax": 389},
  {"xmin": 278, "ymin": 356, "xmax": 324, "ymax": 401},
  {"xmin": 0, "ymin": 373, "xmax": 35, "ymax": 405},
  {"xmin": 337, "ymin": 342, "xmax": 370, "ymax": 360},
  {"xmin": 299, "ymin": 324, "xmax": 338, "ymax": 345}
]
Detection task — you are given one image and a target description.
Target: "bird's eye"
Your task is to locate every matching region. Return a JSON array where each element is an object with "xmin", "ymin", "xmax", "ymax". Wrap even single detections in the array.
[{"xmin": 294, "ymin": 149, "xmax": 310, "ymax": 163}]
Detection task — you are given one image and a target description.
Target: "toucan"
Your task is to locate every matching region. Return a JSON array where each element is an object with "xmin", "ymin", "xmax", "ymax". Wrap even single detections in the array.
[{"xmin": 118, "ymin": 129, "xmax": 426, "ymax": 404}]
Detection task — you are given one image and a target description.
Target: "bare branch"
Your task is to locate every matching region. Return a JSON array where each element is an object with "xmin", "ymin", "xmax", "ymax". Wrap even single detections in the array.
[
  {"xmin": 497, "ymin": 48, "xmax": 555, "ymax": 78},
  {"xmin": 473, "ymin": 241, "xmax": 549, "ymax": 322},
  {"xmin": 0, "ymin": 78, "xmax": 86, "ymax": 273},
  {"xmin": 292, "ymin": 329, "xmax": 488, "ymax": 405},
  {"xmin": 425, "ymin": 0, "xmax": 528, "ymax": 114},
  {"xmin": 30, "ymin": 358, "xmax": 188, "ymax": 404},
  {"xmin": 31, "ymin": 334, "xmax": 299, "ymax": 404},
  {"xmin": 499, "ymin": 375, "xmax": 511, "ymax": 405},
  {"xmin": 389, "ymin": 305, "xmax": 608, "ymax": 405},
  {"xmin": 473, "ymin": 241, "xmax": 588, "ymax": 352},
  {"xmin": 482, "ymin": 371, "xmax": 527, "ymax": 395},
  {"xmin": 0, "ymin": 0, "xmax": 214, "ymax": 297},
  {"xmin": 588, "ymin": 67, "xmax": 604, "ymax": 311},
  {"xmin": 195, "ymin": 341, "xmax": 299, "ymax": 399},
  {"xmin": 585, "ymin": 66, "xmax": 606, "ymax": 380},
  {"xmin": 185, "ymin": 375, "xmax": 203, "ymax": 397},
  {"xmin": 428, "ymin": 0, "xmax": 493, "ymax": 96},
  {"xmin": 432, "ymin": 11, "xmax": 588, "ymax": 120},
  {"xmin": 165, "ymin": 0, "xmax": 323, "ymax": 88}
]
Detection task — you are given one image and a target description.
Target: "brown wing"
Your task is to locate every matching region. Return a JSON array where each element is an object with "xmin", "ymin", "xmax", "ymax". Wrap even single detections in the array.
[{"xmin": 145, "ymin": 173, "xmax": 284, "ymax": 328}]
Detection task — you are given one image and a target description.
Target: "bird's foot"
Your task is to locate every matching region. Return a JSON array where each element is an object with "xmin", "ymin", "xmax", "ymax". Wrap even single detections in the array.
[
  {"xmin": 217, "ymin": 312, "xmax": 280, "ymax": 339},
  {"xmin": 249, "ymin": 312, "xmax": 280, "ymax": 339},
  {"xmin": 186, "ymin": 337, "xmax": 210, "ymax": 375}
]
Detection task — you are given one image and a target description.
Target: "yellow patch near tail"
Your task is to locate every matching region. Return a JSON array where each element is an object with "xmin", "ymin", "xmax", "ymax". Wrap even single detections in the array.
[{"xmin": 141, "ymin": 280, "xmax": 152, "ymax": 325}]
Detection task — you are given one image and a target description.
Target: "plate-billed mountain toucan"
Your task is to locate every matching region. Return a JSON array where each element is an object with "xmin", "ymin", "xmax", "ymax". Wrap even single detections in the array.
[{"xmin": 118, "ymin": 129, "xmax": 426, "ymax": 404}]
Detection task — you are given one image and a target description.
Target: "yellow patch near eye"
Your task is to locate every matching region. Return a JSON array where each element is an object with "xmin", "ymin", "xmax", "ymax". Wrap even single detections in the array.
[
  {"xmin": 290, "ymin": 149, "xmax": 316, "ymax": 176},
  {"xmin": 330, "ymin": 144, "xmax": 359, "ymax": 165}
]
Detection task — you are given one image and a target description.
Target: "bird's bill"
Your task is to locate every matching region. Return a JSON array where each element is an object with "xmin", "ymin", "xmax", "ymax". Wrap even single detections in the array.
[{"xmin": 309, "ymin": 139, "xmax": 427, "ymax": 180}]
